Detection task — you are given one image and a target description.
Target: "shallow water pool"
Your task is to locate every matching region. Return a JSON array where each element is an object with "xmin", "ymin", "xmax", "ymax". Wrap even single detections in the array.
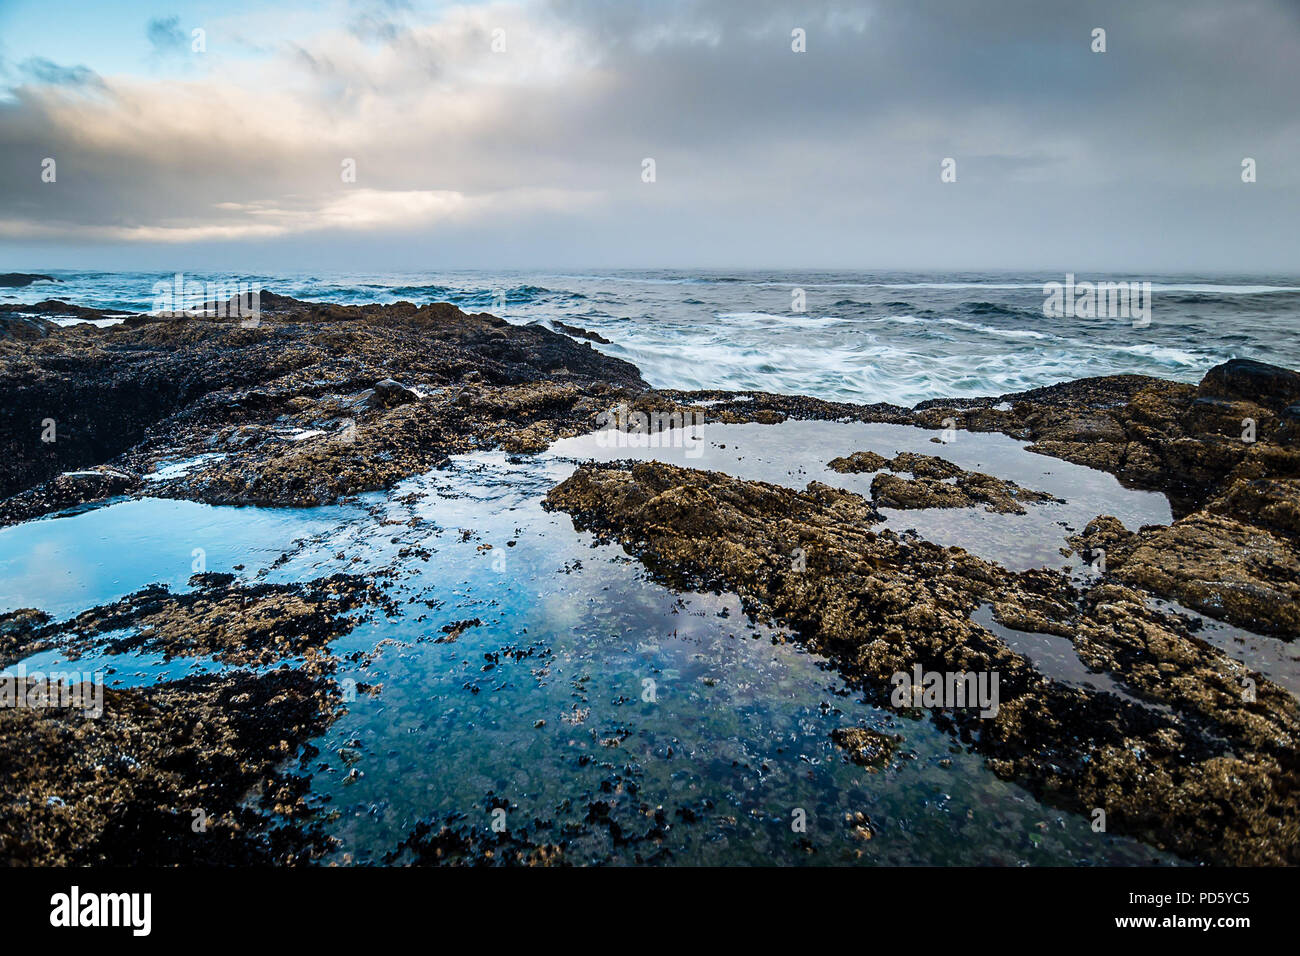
[{"xmin": 0, "ymin": 424, "xmax": 1190, "ymax": 864}]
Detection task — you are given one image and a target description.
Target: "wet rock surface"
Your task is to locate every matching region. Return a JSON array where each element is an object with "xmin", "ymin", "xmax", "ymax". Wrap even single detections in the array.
[
  {"xmin": 910, "ymin": 358, "xmax": 1300, "ymax": 638},
  {"xmin": 0, "ymin": 300, "xmax": 130, "ymax": 324},
  {"xmin": 0, "ymin": 466, "xmax": 139, "ymax": 526},
  {"xmin": 1, "ymin": 669, "xmax": 340, "ymax": 865},
  {"xmin": 827, "ymin": 450, "xmax": 891, "ymax": 474},
  {"xmin": 0, "ymin": 274, "xmax": 61, "ymax": 288},
  {"xmin": 912, "ymin": 359, "xmax": 1300, "ymax": 514},
  {"xmin": 3, "ymin": 297, "xmax": 1300, "ymax": 865},
  {"xmin": 552, "ymin": 320, "xmax": 612, "ymax": 345},
  {"xmin": 16, "ymin": 572, "xmax": 396, "ymax": 670},
  {"xmin": 1073, "ymin": 513, "xmax": 1300, "ymax": 637},
  {"xmin": 0, "ymin": 295, "xmax": 644, "ymax": 515},
  {"xmin": 0, "ymin": 572, "xmax": 391, "ymax": 864},
  {"xmin": 0, "ymin": 608, "xmax": 52, "ymax": 670},
  {"xmin": 1, "ymin": 314, "xmax": 57, "ymax": 343},
  {"xmin": 871, "ymin": 471, "xmax": 1059, "ymax": 514},
  {"xmin": 546, "ymin": 460, "xmax": 1300, "ymax": 864},
  {"xmin": 827, "ymin": 449, "xmax": 1065, "ymax": 514}
]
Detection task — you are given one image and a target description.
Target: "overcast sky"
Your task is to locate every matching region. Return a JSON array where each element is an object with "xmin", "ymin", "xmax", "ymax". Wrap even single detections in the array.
[{"xmin": 1, "ymin": 0, "xmax": 1297, "ymax": 273}]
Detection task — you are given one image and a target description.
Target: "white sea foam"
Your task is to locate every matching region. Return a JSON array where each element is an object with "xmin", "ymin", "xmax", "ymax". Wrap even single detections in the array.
[
  {"xmin": 604, "ymin": 333, "xmax": 1118, "ymax": 406},
  {"xmin": 1109, "ymin": 343, "xmax": 1206, "ymax": 366},
  {"xmin": 715, "ymin": 311, "xmax": 854, "ymax": 332},
  {"xmin": 937, "ymin": 318, "xmax": 1050, "ymax": 340},
  {"xmin": 12, "ymin": 269, "xmax": 1294, "ymax": 408},
  {"xmin": 757, "ymin": 281, "xmax": 1300, "ymax": 294}
]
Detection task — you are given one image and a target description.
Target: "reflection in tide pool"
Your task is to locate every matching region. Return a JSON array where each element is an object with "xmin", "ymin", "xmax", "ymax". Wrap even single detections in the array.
[
  {"xmin": 549, "ymin": 419, "xmax": 1172, "ymax": 572},
  {"xmin": 0, "ymin": 497, "xmax": 359, "ymax": 618},
  {"xmin": 0, "ymin": 424, "xmax": 1183, "ymax": 864}
]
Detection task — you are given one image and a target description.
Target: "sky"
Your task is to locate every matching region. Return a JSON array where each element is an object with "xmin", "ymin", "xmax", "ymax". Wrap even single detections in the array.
[{"xmin": 1, "ymin": 0, "xmax": 1298, "ymax": 273}]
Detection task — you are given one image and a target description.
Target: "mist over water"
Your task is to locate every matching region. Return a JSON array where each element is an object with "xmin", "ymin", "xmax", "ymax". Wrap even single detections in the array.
[{"xmin": 8, "ymin": 269, "xmax": 1299, "ymax": 405}]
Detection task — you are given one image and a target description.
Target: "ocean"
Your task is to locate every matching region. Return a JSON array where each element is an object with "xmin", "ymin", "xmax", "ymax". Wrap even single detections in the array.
[{"xmin": 8, "ymin": 269, "xmax": 1299, "ymax": 405}]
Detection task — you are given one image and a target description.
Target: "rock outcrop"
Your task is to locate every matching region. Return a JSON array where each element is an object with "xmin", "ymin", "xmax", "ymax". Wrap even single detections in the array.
[{"xmin": 546, "ymin": 460, "xmax": 1300, "ymax": 864}]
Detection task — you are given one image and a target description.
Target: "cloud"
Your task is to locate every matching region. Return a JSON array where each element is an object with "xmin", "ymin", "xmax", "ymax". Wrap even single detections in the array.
[
  {"xmin": 17, "ymin": 57, "xmax": 104, "ymax": 89},
  {"xmin": 1, "ymin": 0, "xmax": 1298, "ymax": 271},
  {"xmin": 347, "ymin": 0, "xmax": 417, "ymax": 44},
  {"xmin": 0, "ymin": 185, "xmax": 597, "ymax": 243}
]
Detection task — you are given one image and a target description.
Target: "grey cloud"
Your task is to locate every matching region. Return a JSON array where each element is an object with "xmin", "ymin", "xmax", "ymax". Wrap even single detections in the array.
[
  {"xmin": 18, "ymin": 57, "xmax": 104, "ymax": 88},
  {"xmin": 2, "ymin": 0, "xmax": 1298, "ymax": 272},
  {"xmin": 347, "ymin": 0, "xmax": 416, "ymax": 44}
]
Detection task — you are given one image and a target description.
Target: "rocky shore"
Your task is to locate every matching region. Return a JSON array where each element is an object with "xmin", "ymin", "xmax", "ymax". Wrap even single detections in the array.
[
  {"xmin": 0, "ymin": 274, "xmax": 60, "ymax": 289},
  {"xmin": 2, "ymin": 293, "xmax": 1298, "ymax": 865},
  {"xmin": 0, "ymin": 293, "xmax": 644, "ymax": 517}
]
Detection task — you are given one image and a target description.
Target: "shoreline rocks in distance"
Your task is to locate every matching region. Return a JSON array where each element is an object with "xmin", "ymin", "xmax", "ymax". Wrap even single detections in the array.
[
  {"xmin": 0, "ymin": 273, "xmax": 62, "ymax": 288},
  {"xmin": 551, "ymin": 320, "xmax": 612, "ymax": 344}
]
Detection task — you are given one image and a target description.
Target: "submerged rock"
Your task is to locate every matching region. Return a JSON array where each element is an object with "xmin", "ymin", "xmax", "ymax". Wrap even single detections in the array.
[{"xmin": 830, "ymin": 727, "xmax": 897, "ymax": 768}]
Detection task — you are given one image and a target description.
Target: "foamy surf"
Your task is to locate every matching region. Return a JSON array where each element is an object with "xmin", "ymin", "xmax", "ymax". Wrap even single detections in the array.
[{"xmin": 10, "ymin": 269, "xmax": 1296, "ymax": 405}]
